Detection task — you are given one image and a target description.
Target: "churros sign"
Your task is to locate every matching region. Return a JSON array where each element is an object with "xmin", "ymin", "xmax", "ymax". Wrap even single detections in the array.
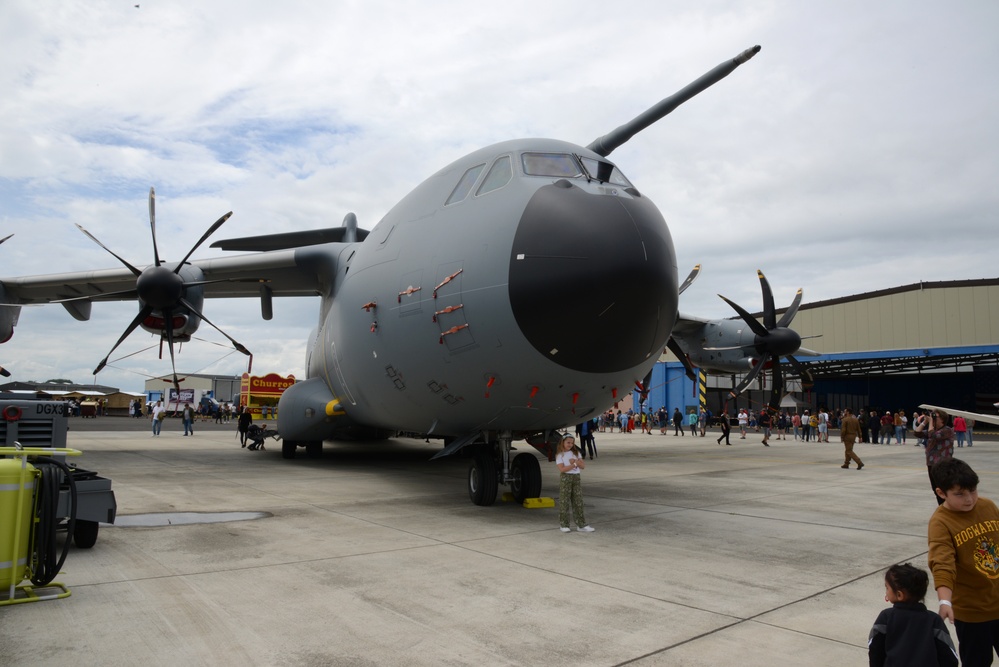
[{"xmin": 241, "ymin": 372, "xmax": 296, "ymax": 396}]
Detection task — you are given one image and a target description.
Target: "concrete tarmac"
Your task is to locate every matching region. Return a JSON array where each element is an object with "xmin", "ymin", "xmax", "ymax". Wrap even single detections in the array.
[{"xmin": 1, "ymin": 421, "xmax": 995, "ymax": 666}]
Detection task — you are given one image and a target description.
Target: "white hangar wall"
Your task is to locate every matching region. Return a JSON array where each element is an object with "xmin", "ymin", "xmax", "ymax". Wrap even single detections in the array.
[{"xmin": 791, "ymin": 280, "xmax": 999, "ymax": 353}]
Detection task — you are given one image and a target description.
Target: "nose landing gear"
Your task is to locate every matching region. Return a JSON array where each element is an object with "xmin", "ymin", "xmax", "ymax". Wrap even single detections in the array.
[{"xmin": 466, "ymin": 431, "xmax": 543, "ymax": 506}]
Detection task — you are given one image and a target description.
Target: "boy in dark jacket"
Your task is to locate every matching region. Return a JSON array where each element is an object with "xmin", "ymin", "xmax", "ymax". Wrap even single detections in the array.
[{"xmin": 868, "ymin": 562, "xmax": 957, "ymax": 666}]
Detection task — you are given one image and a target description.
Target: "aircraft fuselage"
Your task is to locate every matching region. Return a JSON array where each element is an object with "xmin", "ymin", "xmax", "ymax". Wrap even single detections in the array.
[{"xmin": 283, "ymin": 138, "xmax": 679, "ymax": 442}]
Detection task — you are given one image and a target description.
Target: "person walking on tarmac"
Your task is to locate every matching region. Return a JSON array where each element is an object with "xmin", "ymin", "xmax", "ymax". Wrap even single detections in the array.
[
  {"xmin": 716, "ymin": 414, "xmax": 732, "ymax": 445},
  {"xmin": 237, "ymin": 405, "xmax": 253, "ymax": 448},
  {"xmin": 759, "ymin": 409, "xmax": 772, "ymax": 446},
  {"xmin": 672, "ymin": 408, "xmax": 685, "ymax": 436},
  {"xmin": 840, "ymin": 407, "xmax": 864, "ymax": 470},
  {"xmin": 151, "ymin": 400, "xmax": 165, "ymax": 436},
  {"xmin": 182, "ymin": 403, "xmax": 195, "ymax": 436}
]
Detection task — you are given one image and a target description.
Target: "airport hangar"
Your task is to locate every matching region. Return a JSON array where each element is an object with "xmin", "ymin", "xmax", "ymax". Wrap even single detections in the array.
[{"xmin": 642, "ymin": 278, "xmax": 999, "ymax": 419}]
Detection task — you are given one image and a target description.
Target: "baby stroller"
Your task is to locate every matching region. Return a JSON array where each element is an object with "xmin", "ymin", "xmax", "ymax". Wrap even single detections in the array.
[{"xmin": 246, "ymin": 423, "xmax": 280, "ymax": 451}]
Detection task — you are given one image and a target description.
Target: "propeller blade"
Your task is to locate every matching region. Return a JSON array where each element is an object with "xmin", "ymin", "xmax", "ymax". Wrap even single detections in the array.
[
  {"xmin": 666, "ymin": 336, "xmax": 697, "ymax": 381},
  {"xmin": 768, "ymin": 354, "xmax": 783, "ymax": 411},
  {"xmin": 785, "ymin": 355, "xmax": 813, "ymax": 383},
  {"xmin": 174, "ymin": 211, "xmax": 233, "ymax": 272},
  {"xmin": 728, "ymin": 356, "xmax": 767, "ymax": 399},
  {"xmin": 75, "ymin": 224, "xmax": 142, "ymax": 276},
  {"xmin": 54, "ymin": 288, "xmax": 139, "ymax": 304},
  {"xmin": 181, "ymin": 277, "xmax": 269, "ymax": 289},
  {"xmin": 718, "ymin": 294, "xmax": 768, "ymax": 337},
  {"xmin": 758, "ymin": 270, "xmax": 776, "ymax": 330},
  {"xmin": 776, "ymin": 288, "xmax": 803, "ymax": 329},
  {"xmin": 149, "ymin": 187, "xmax": 162, "ymax": 268},
  {"xmin": 678, "ymin": 264, "xmax": 701, "ymax": 295},
  {"xmin": 93, "ymin": 305, "xmax": 152, "ymax": 374},
  {"xmin": 636, "ymin": 367, "xmax": 654, "ymax": 401},
  {"xmin": 0, "ymin": 233, "xmax": 13, "ymax": 245},
  {"xmin": 179, "ymin": 297, "xmax": 251, "ymax": 356}
]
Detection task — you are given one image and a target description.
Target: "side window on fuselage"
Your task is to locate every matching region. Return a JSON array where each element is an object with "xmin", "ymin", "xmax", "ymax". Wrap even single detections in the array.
[
  {"xmin": 445, "ymin": 164, "xmax": 485, "ymax": 206},
  {"xmin": 476, "ymin": 156, "xmax": 512, "ymax": 196}
]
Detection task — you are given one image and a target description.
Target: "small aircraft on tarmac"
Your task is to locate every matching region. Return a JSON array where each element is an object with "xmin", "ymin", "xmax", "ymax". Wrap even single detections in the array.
[
  {"xmin": 0, "ymin": 46, "xmax": 762, "ymax": 506},
  {"xmin": 668, "ymin": 268, "xmax": 819, "ymax": 410}
]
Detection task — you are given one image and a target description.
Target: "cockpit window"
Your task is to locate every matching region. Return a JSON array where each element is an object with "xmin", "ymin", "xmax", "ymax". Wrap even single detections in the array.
[
  {"xmin": 579, "ymin": 157, "xmax": 633, "ymax": 187},
  {"xmin": 521, "ymin": 153, "xmax": 582, "ymax": 178},
  {"xmin": 445, "ymin": 163, "xmax": 485, "ymax": 206},
  {"xmin": 476, "ymin": 156, "xmax": 512, "ymax": 196}
]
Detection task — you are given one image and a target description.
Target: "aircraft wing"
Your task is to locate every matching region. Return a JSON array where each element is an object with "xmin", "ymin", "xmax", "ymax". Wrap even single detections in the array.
[
  {"xmin": 671, "ymin": 312, "xmax": 713, "ymax": 337},
  {"xmin": 0, "ymin": 248, "xmax": 325, "ymax": 305},
  {"xmin": 919, "ymin": 404, "xmax": 999, "ymax": 427}
]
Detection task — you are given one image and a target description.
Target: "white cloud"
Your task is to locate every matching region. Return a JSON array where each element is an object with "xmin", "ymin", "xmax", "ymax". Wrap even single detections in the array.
[{"xmin": 1, "ymin": 0, "xmax": 997, "ymax": 388}]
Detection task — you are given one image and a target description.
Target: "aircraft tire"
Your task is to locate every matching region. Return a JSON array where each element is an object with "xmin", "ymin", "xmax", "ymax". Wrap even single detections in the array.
[
  {"xmin": 510, "ymin": 453, "xmax": 542, "ymax": 503},
  {"xmin": 73, "ymin": 520, "xmax": 99, "ymax": 549},
  {"xmin": 282, "ymin": 440, "xmax": 297, "ymax": 459},
  {"xmin": 468, "ymin": 452, "xmax": 498, "ymax": 506},
  {"xmin": 305, "ymin": 441, "xmax": 322, "ymax": 458}
]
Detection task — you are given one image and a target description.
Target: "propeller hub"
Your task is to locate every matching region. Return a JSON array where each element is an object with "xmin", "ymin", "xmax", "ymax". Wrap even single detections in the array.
[
  {"xmin": 136, "ymin": 266, "xmax": 184, "ymax": 310},
  {"xmin": 757, "ymin": 327, "xmax": 801, "ymax": 357}
]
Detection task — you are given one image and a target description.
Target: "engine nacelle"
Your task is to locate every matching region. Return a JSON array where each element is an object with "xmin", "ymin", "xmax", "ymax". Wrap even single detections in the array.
[{"xmin": 137, "ymin": 264, "xmax": 205, "ymax": 342}]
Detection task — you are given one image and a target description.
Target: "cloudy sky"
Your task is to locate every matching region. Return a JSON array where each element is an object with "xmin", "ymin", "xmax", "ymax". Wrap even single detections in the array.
[{"xmin": 1, "ymin": 1, "xmax": 996, "ymax": 392}]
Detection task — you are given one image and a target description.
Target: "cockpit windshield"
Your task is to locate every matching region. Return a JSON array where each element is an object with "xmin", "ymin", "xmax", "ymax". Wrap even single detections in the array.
[
  {"xmin": 521, "ymin": 153, "xmax": 583, "ymax": 178},
  {"xmin": 521, "ymin": 152, "xmax": 632, "ymax": 187}
]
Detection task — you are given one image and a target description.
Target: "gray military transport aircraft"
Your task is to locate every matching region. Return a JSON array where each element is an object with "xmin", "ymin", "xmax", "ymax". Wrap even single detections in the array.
[{"xmin": 0, "ymin": 46, "xmax": 761, "ymax": 506}]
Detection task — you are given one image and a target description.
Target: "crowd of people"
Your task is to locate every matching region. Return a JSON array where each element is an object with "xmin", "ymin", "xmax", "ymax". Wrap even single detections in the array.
[
  {"xmin": 596, "ymin": 405, "xmax": 977, "ymax": 449},
  {"xmin": 61, "ymin": 397, "xmax": 110, "ymax": 417},
  {"xmin": 130, "ymin": 399, "xmax": 249, "ymax": 422},
  {"xmin": 142, "ymin": 399, "xmax": 272, "ymax": 439}
]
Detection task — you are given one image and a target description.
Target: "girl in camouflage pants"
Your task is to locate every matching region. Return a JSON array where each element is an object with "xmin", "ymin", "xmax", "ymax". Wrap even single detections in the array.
[{"xmin": 555, "ymin": 434, "xmax": 594, "ymax": 533}]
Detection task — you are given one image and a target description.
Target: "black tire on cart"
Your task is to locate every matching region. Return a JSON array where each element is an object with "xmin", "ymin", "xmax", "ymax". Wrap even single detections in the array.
[{"xmin": 74, "ymin": 520, "xmax": 99, "ymax": 549}]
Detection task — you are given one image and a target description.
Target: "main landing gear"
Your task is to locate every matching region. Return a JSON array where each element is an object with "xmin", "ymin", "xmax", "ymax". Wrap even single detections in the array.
[
  {"xmin": 467, "ymin": 430, "xmax": 544, "ymax": 506},
  {"xmin": 281, "ymin": 440, "xmax": 323, "ymax": 459}
]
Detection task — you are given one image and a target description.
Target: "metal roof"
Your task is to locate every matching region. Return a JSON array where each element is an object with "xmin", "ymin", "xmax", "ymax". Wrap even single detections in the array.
[{"xmin": 790, "ymin": 345, "xmax": 999, "ymax": 379}]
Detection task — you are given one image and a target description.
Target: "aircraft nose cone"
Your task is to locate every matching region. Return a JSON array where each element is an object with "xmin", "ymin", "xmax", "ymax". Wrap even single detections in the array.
[{"xmin": 509, "ymin": 181, "xmax": 678, "ymax": 373}]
